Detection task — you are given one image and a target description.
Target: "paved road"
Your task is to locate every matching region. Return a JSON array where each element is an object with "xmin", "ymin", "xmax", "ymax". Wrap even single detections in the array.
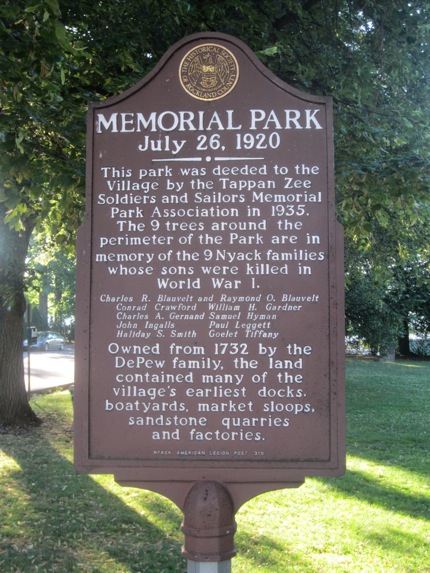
[{"xmin": 24, "ymin": 344, "xmax": 75, "ymax": 393}]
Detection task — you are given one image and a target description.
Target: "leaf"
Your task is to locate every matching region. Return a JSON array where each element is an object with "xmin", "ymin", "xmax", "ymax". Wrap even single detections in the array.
[
  {"xmin": 54, "ymin": 21, "xmax": 67, "ymax": 47},
  {"xmin": 375, "ymin": 210, "xmax": 389, "ymax": 226},
  {"xmin": 45, "ymin": 0, "xmax": 61, "ymax": 17},
  {"xmin": 258, "ymin": 46, "xmax": 278, "ymax": 56},
  {"xmin": 15, "ymin": 134, "xmax": 25, "ymax": 154}
]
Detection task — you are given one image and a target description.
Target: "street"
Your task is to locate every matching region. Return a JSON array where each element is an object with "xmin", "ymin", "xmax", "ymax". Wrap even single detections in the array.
[{"xmin": 23, "ymin": 344, "xmax": 75, "ymax": 393}]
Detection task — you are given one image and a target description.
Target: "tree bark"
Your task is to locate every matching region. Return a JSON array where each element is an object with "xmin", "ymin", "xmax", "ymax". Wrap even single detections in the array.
[
  {"xmin": 0, "ymin": 208, "xmax": 40, "ymax": 427},
  {"xmin": 39, "ymin": 290, "xmax": 49, "ymax": 329},
  {"xmin": 398, "ymin": 319, "xmax": 411, "ymax": 356}
]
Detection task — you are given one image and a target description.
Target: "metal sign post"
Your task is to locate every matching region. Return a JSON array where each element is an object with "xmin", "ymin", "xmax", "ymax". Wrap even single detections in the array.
[
  {"xmin": 187, "ymin": 562, "xmax": 231, "ymax": 573},
  {"xmin": 182, "ymin": 481, "xmax": 236, "ymax": 572}
]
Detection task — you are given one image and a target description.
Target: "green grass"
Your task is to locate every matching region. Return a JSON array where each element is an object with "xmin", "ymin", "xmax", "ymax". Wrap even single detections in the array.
[{"xmin": 0, "ymin": 358, "xmax": 429, "ymax": 572}]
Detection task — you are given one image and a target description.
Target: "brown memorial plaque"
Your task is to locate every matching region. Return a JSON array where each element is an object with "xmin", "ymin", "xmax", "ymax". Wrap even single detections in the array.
[{"xmin": 74, "ymin": 32, "xmax": 345, "ymax": 508}]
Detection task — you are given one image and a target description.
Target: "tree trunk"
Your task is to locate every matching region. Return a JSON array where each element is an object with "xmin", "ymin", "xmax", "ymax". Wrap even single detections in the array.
[
  {"xmin": 398, "ymin": 319, "xmax": 411, "ymax": 356},
  {"xmin": 39, "ymin": 290, "xmax": 49, "ymax": 329},
  {"xmin": 0, "ymin": 209, "xmax": 40, "ymax": 427}
]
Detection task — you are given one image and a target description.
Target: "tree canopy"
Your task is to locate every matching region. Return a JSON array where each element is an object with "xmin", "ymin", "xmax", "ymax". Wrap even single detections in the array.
[
  {"xmin": 1, "ymin": 0, "xmax": 429, "ymax": 424},
  {"xmin": 2, "ymin": 1, "xmax": 429, "ymax": 235}
]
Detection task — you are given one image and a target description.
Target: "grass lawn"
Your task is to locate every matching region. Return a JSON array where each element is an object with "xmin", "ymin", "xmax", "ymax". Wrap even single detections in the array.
[{"xmin": 0, "ymin": 358, "xmax": 429, "ymax": 572}]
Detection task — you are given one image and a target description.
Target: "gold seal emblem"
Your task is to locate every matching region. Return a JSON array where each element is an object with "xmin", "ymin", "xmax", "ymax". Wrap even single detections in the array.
[{"xmin": 179, "ymin": 43, "xmax": 239, "ymax": 101}]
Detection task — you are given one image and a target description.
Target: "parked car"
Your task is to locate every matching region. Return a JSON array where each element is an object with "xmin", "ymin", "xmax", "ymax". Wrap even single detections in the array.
[{"xmin": 23, "ymin": 331, "xmax": 65, "ymax": 351}]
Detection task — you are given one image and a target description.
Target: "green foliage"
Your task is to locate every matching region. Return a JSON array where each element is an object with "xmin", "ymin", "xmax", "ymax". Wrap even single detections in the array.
[
  {"xmin": 345, "ymin": 272, "xmax": 404, "ymax": 354},
  {"xmin": 25, "ymin": 233, "xmax": 76, "ymax": 334},
  {"xmin": 0, "ymin": 0, "xmax": 86, "ymax": 239},
  {"xmin": 1, "ymin": 1, "xmax": 429, "ymax": 241},
  {"xmin": 345, "ymin": 203, "xmax": 430, "ymax": 353}
]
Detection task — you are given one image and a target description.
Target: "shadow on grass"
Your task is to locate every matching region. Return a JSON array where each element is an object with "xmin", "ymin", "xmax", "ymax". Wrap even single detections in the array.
[
  {"xmin": 364, "ymin": 525, "xmax": 429, "ymax": 558},
  {"xmin": 235, "ymin": 529, "xmax": 310, "ymax": 572},
  {"xmin": 0, "ymin": 419, "xmax": 184, "ymax": 572},
  {"xmin": 2, "ymin": 358, "xmax": 429, "ymax": 573},
  {"xmin": 321, "ymin": 468, "xmax": 429, "ymax": 521},
  {"xmin": 331, "ymin": 362, "xmax": 430, "ymax": 523}
]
